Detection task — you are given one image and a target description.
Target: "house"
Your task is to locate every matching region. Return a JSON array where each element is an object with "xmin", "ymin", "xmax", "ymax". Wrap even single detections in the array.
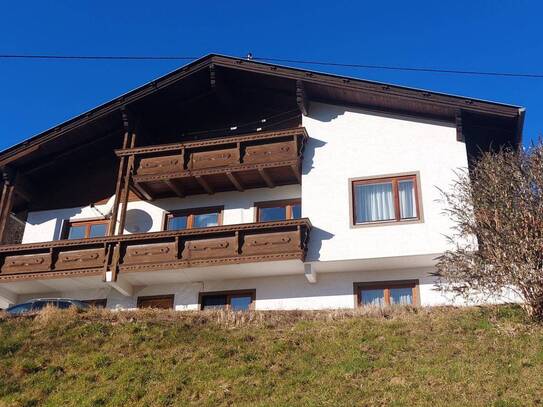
[{"xmin": 0, "ymin": 54, "xmax": 524, "ymax": 311}]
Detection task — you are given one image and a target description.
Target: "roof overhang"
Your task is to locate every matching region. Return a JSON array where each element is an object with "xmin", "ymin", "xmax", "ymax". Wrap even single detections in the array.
[{"xmin": 0, "ymin": 54, "xmax": 525, "ymax": 169}]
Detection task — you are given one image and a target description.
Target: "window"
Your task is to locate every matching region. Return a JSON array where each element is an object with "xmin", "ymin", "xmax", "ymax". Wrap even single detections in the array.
[
  {"xmin": 256, "ymin": 199, "xmax": 301, "ymax": 222},
  {"xmin": 137, "ymin": 295, "xmax": 174, "ymax": 309},
  {"xmin": 165, "ymin": 207, "xmax": 222, "ymax": 231},
  {"xmin": 351, "ymin": 174, "xmax": 420, "ymax": 225},
  {"xmin": 63, "ymin": 219, "xmax": 109, "ymax": 240},
  {"xmin": 354, "ymin": 280, "xmax": 419, "ymax": 307},
  {"xmin": 199, "ymin": 290, "xmax": 255, "ymax": 311}
]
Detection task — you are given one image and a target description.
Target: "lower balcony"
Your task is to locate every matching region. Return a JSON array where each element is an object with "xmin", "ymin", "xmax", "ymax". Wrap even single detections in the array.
[{"xmin": 0, "ymin": 219, "xmax": 311, "ymax": 288}]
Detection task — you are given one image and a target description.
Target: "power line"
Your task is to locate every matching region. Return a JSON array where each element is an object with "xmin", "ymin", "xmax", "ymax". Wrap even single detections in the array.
[
  {"xmin": 0, "ymin": 54, "xmax": 197, "ymax": 61},
  {"xmin": 253, "ymin": 57, "xmax": 543, "ymax": 79},
  {"xmin": 0, "ymin": 53, "xmax": 542, "ymax": 79}
]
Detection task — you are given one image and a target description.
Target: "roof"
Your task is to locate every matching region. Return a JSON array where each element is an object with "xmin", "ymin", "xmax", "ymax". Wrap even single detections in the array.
[{"xmin": 0, "ymin": 54, "xmax": 525, "ymax": 167}]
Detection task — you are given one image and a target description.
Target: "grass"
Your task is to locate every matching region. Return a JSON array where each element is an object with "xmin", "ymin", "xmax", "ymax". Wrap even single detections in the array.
[{"xmin": 0, "ymin": 305, "xmax": 542, "ymax": 406}]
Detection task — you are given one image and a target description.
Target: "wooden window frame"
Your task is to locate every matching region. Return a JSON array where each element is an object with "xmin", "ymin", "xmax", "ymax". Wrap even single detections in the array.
[
  {"xmin": 137, "ymin": 294, "xmax": 175, "ymax": 309},
  {"xmin": 254, "ymin": 199, "xmax": 301, "ymax": 222},
  {"xmin": 198, "ymin": 289, "xmax": 256, "ymax": 311},
  {"xmin": 353, "ymin": 279, "xmax": 420, "ymax": 307},
  {"xmin": 62, "ymin": 219, "xmax": 110, "ymax": 239},
  {"xmin": 349, "ymin": 172, "xmax": 423, "ymax": 228},
  {"xmin": 163, "ymin": 206, "xmax": 224, "ymax": 231}
]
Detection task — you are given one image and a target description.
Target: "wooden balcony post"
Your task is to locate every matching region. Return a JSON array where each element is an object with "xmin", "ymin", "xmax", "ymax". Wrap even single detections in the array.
[
  {"xmin": 0, "ymin": 169, "xmax": 16, "ymax": 244},
  {"xmin": 107, "ymin": 132, "xmax": 129, "ymax": 236},
  {"xmin": 117, "ymin": 131, "xmax": 137, "ymax": 236},
  {"xmin": 108, "ymin": 108, "xmax": 137, "ymax": 236}
]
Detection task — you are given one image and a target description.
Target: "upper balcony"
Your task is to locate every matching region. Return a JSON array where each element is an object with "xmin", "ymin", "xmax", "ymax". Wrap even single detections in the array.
[{"xmin": 117, "ymin": 127, "xmax": 308, "ymax": 201}]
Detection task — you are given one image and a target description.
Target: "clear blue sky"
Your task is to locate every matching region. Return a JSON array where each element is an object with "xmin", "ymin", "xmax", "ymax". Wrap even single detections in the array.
[{"xmin": 1, "ymin": 1, "xmax": 542, "ymax": 151}]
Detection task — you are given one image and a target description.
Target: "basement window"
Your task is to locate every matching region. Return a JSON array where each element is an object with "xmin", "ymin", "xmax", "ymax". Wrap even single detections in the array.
[
  {"xmin": 255, "ymin": 199, "xmax": 301, "ymax": 222},
  {"xmin": 137, "ymin": 295, "xmax": 174, "ymax": 309},
  {"xmin": 165, "ymin": 206, "xmax": 223, "ymax": 230},
  {"xmin": 354, "ymin": 280, "xmax": 419, "ymax": 307},
  {"xmin": 199, "ymin": 290, "xmax": 256, "ymax": 311}
]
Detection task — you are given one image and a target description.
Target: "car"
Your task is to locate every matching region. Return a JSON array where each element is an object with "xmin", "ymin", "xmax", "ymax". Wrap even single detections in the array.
[{"xmin": 5, "ymin": 298, "xmax": 90, "ymax": 315}]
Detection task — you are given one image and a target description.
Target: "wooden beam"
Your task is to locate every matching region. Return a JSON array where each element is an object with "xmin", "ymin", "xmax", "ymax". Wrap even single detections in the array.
[
  {"xmin": 131, "ymin": 182, "xmax": 153, "ymax": 201},
  {"xmin": 258, "ymin": 167, "xmax": 275, "ymax": 188},
  {"xmin": 195, "ymin": 175, "xmax": 214, "ymax": 194},
  {"xmin": 117, "ymin": 129, "xmax": 137, "ymax": 235},
  {"xmin": 108, "ymin": 128, "xmax": 130, "ymax": 236},
  {"xmin": 290, "ymin": 164, "xmax": 301, "ymax": 183},
  {"xmin": 0, "ymin": 170, "xmax": 16, "ymax": 244},
  {"xmin": 164, "ymin": 179, "xmax": 185, "ymax": 198},
  {"xmin": 12, "ymin": 172, "xmax": 40, "ymax": 203},
  {"xmin": 209, "ymin": 64, "xmax": 216, "ymax": 88},
  {"xmin": 456, "ymin": 110, "xmax": 464, "ymax": 142},
  {"xmin": 296, "ymin": 80, "xmax": 309, "ymax": 116},
  {"xmin": 226, "ymin": 171, "xmax": 244, "ymax": 191}
]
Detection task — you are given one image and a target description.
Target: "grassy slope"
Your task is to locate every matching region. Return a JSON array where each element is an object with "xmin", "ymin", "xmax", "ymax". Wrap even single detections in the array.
[{"xmin": 0, "ymin": 306, "xmax": 542, "ymax": 407}]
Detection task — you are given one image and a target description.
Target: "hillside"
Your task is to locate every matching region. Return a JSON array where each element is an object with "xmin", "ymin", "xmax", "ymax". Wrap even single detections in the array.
[{"xmin": 0, "ymin": 306, "xmax": 541, "ymax": 407}]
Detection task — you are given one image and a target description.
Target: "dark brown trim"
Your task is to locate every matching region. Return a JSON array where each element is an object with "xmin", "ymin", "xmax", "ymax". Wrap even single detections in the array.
[
  {"xmin": 115, "ymin": 127, "xmax": 308, "ymax": 157},
  {"xmin": 117, "ymin": 131, "xmax": 137, "ymax": 236},
  {"xmin": 133, "ymin": 159, "xmax": 301, "ymax": 183},
  {"xmin": 0, "ymin": 172, "xmax": 16, "ymax": 244},
  {"xmin": 108, "ymin": 132, "xmax": 130, "ymax": 236},
  {"xmin": 349, "ymin": 172, "xmax": 423, "ymax": 227},
  {"xmin": 212, "ymin": 56, "xmax": 522, "ymax": 118},
  {"xmin": 198, "ymin": 289, "xmax": 256, "ymax": 310},
  {"xmin": 163, "ymin": 206, "xmax": 224, "ymax": 231},
  {"xmin": 137, "ymin": 294, "xmax": 175, "ymax": 309},
  {"xmin": 254, "ymin": 199, "xmax": 301, "ymax": 222},
  {"xmin": 353, "ymin": 279, "xmax": 420, "ymax": 307}
]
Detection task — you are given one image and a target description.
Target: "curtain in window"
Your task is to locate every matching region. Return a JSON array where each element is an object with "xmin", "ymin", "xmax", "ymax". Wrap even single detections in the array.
[
  {"xmin": 390, "ymin": 287, "xmax": 413, "ymax": 305},
  {"xmin": 361, "ymin": 289, "xmax": 385, "ymax": 306},
  {"xmin": 355, "ymin": 182, "xmax": 394, "ymax": 223},
  {"xmin": 398, "ymin": 180, "xmax": 416, "ymax": 219}
]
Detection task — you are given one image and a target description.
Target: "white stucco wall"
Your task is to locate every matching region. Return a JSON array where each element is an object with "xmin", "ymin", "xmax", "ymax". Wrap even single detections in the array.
[
  {"xmin": 17, "ymin": 267, "xmax": 456, "ymax": 310},
  {"xmin": 22, "ymin": 185, "xmax": 301, "ymax": 243},
  {"xmin": 301, "ymin": 102, "xmax": 468, "ymax": 263}
]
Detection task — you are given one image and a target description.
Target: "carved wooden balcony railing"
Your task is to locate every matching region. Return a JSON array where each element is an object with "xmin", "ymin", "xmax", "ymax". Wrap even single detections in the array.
[
  {"xmin": 0, "ymin": 219, "xmax": 311, "ymax": 281},
  {"xmin": 115, "ymin": 127, "xmax": 308, "ymax": 200}
]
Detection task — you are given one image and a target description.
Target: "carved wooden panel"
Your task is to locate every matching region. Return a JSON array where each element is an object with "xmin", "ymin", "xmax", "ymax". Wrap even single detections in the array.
[
  {"xmin": 242, "ymin": 231, "xmax": 301, "ymax": 256},
  {"xmin": 56, "ymin": 248, "xmax": 106, "ymax": 270},
  {"xmin": 1, "ymin": 253, "xmax": 52, "ymax": 274},
  {"xmin": 189, "ymin": 148, "xmax": 240, "ymax": 170},
  {"xmin": 123, "ymin": 242, "xmax": 178, "ymax": 265},
  {"xmin": 182, "ymin": 236, "xmax": 238, "ymax": 260},
  {"xmin": 137, "ymin": 154, "xmax": 184, "ymax": 176},
  {"xmin": 243, "ymin": 141, "xmax": 297, "ymax": 164}
]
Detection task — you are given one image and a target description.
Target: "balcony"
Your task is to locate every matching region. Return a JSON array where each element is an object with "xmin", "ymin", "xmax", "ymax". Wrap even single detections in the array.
[
  {"xmin": 0, "ymin": 219, "xmax": 311, "ymax": 282},
  {"xmin": 116, "ymin": 127, "xmax": 308, "ymax": 200}
]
